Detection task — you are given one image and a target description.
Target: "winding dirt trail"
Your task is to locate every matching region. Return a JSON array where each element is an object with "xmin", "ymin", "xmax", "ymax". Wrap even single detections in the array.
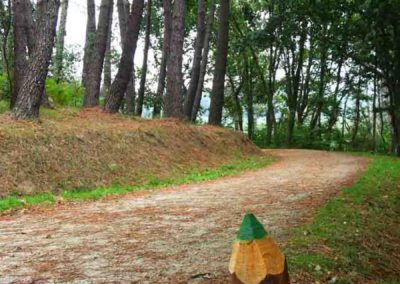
[{"xmin": 0, "ymin": 150, "xmax": 368, "ymax": 283}]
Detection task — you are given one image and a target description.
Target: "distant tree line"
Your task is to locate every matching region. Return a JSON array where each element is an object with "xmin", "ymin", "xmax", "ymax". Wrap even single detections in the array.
[{"xmin": 0, "ymin": 0, "xmax": 399, "ymax": 156}]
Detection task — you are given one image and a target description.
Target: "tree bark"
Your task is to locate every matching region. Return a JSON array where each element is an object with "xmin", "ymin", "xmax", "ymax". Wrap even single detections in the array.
[
  {"xmin": 208, "ymin": 0, "xmax": 230, "ymax": 126},
  {"xmin": 191, "ymin": 1, "xmax": 215, "ymax": 121},
  {"xmin": 102, "ymin": 2, "xmax": 113, "ymax": 97},
  {"xmin": 104, "ymin": 0, "xmax": 144, "ymax": 113},
  {"xmin": 116, "ymin": 0, "xmax": 135, "ymax": 114},
  {"xmin": 125, "ymin": 69, "xmax": 136, "ymax": 114},
  {"xmin": 287, "ymin": 20, "xmax": 307, "ymax": 146},
  {"xmin": 11, "ymin": 0, "xmax": 34, "ymax": 108},
  {"xmin": 13, "ymin": 0, "xmax": 60, "ymax": 119},
  {"xmin": 372, "ymin": 74, "xmax": 377, "ymax": 151},
  {"xmin": 183, "ymin": 0, "xmax": 206, "ymax": 120},
  {"xmin": 135, "ymin": 0, "xmax": 152, "ymax": 116},
  {"xmin": 153, "ymin": 0, "xmax": 172, "ymax": 117},
  {"xmin": 117, "ymin": 0, "xmax": 129, "ymax": 47},
  {"xmin": 351, "ymin": 78, "xmax": 362, "ymax": 146},
  {"xmin": 309, "ymin": 24, "xmax": 328, "ymax": 137},
  {"xmin": 54, "ymin": 0, "xmax": 69, "ymax": 83},
  {"xmin": 82, "ymin": 0, "xmax": 114, "ymax": 107},
  {"xmin": 228, "ymin": 74, "xmax": 243, "ymax": 132},
  {"xmin": 82, "ymin": 0, "xmax": 96, "ymax": 92},
  {"xmin": 163, "ymin": 0, "xmax": 185, "ymax": 119}
]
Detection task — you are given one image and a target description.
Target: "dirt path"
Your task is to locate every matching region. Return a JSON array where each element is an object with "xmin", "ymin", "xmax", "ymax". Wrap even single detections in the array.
[{"xmin": 0, "ymin": 150, "xmax": 368, "ymax": 283}]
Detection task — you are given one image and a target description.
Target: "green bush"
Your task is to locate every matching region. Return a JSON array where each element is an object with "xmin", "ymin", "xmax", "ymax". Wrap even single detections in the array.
[
  {"xmin": 0, "ymin": 74, "xmax": 10, "ymax": 101},
  {"xmin": 45, "ymin": 78, "xmax": 84, "ymax": 107}
]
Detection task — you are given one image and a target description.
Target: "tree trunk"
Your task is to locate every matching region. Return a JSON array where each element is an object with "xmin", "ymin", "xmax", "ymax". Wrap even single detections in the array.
[
  {"xmin": 116, "ymin": 0, "xmax": 135, "ymax": 114},
  {"xmin": 390, "ymin": 85, "xmax": 400, "ymax": 156},
  {"xmin": 13, "ymin": 0, "xmax": 60, "ymax": 119},
  {"xmin": 372, "ymin": 75, "xmax": 377, "ymax": 151},
  {"xmin": 11, "ymin": 0, "xmax": 34, "ymax": 108},
  {"xmin": 125, "ymin": 70, "xmax": 136, "ymax": 114},
  {"xmin": 228, "ymin": 75, "xmax": 243, "ymax": 132},
  {"xmin": 82, "ymin": 0, "xmax": 96, "ymax": 92},
  {"xmin": 287, "ymin": 20, "xmax": 307, "ymax": 146},
  {"xmin": 117, "ymin": 0, "xmax": 129, "ymax": 47},
  {"xmin": 163, "ymin": 0, "xmax": 185, "ymax": 119},
  {"xmin": 183, "ymin": 0, "xmax": 206, "ymax": 120},
  {"xmin": 102, "ymin": 2, "xmax": 113, "ymax": 98},
  {"xmin": 83, "ymin": 0, "xmax": 113, "ymax": 107},
  {"xmin": 191, "ymin": 1, "xmax": 216, "ymax": 121},
  {"xmin": 153, "ymin": 0, "xmax": 172, "ymax": 117},
  {"xmin": 54, "ymin": 0, "xmax": 69, "ymax": 83},
  {"xmin": 135, "ymin": 0, "xmax": 152, "ymax": 116},
  {"xmin": 309, "ymin": 25, "xmax": 328, "ymax": 137},
  {"xmin": 208, "ymin": 0, "xmax": 230, "ymax": 125},
  {"xmin": 266, "ymin": 44, "xmax": 278, "ymax": 146},
  {"xmin": 351, "ymin": 78, "xmax": 362, "ymax": 146},
  {"xmin": 104, "ymin": 0, "xmax": 145, "ymax": 113}
]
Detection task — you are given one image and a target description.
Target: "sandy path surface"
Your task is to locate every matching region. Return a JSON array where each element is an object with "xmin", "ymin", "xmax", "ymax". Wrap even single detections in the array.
[{"xmin": 0, "ymin": 150, "xmax": 368, "ymax": 283}]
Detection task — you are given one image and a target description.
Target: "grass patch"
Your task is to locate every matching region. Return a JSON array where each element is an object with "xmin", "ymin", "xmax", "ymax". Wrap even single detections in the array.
[
  {"xmin": 286, "ymin": 155, "xmax": 400, "ymax": 283},
  {"xmin": 0, "ymin": 100, "xmax": 9, "ymax": 114},
  {"xmin": 0, "ymin": 154, "xmax": 272, "ymax": 212}
]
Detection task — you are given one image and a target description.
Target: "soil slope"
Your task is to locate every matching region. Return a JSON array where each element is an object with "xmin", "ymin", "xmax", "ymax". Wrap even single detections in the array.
[
  {"xmin": 0, "ymin": 109, "xmax": 259, "ymax": 197},
  {"xmin": 0, "ymin": 149, "xmax": 368, "ymax": 283}
]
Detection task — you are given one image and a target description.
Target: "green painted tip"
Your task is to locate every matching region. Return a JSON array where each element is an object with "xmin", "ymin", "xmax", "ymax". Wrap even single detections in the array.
[{"xmin": 237, "ymin": 213, "xmax": 268, "ymax": 241}]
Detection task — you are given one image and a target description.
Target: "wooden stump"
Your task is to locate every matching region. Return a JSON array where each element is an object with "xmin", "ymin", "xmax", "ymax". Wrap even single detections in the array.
[{"xmin": 229, "ymin": 213, "xmax": 290, "ymax": 284}]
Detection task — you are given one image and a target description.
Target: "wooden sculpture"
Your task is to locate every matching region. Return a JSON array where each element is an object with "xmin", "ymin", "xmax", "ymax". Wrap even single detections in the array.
[{"xmin": 229, "ymin": 213, "xmax": 290, "ymax": 284}]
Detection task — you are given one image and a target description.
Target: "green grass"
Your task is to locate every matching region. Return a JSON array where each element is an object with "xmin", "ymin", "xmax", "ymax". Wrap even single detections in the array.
[
  {"xmin": 0, "ymin": 100, "xmax": 9, "ymax": 113},
  {"xmin": 0, "ymin": 154, "xmax": 273, "ymax": 212},
  {"xmin": 286, "ymin": 155, "xmax": 400, "ymax": 283}
]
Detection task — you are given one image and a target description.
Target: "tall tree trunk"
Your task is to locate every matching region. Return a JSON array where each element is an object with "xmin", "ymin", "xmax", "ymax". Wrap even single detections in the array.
[
  {"xmin": 135, "ymin": 0, "xmax": 152, "ymax": 116},
  {"xmin": 117, "ymin": 0, "xmax": 129, "ymax": 46},
  {"xmin": 13, "ymin": 0, "xmax": 60, "ymax": 119},
  {"xmin": 372, "ymin": 74, "xmax": 377, "ymax": 151},
  {"xmin": 351, "ymin": 78, "xmax": 362, "ymax": 146},
  {"xmin": 243, "ymin": 53, "xmax": 254, "ymax": 139},
  {"xmin": 102, "ymin": 2, "xmax": 113, "ymax": 98},
  {"xmin": 82, "ymin": 0, "xmax": 96, "ymax": 91},
  {"xmin": 104, "ymin": 0, "xmax": 144, "ymax": 112},
  {"xmin": 117, "ymin": 0, "xmax": 135, "ymax": 114},
  {"xmin": 153, "ymin": 0, "xmax": 172, "ymax": 117},
  {"xmin": 208, "ymin": 0, "xmax": 230, "ymax": 125},
  {"xmin": 228, "ymin": 75, "xmax": 243, "ymax": 132},
  {"xmin": 11, "ymin": 0, "xmax": 34, "ymax": 108},
  {"xmin": 340, "ymin": 94, "xmax": 349, "ymax": 149},
  {"xmin": 297, "ymin": 32, "xmax": 314, "ymax": 124},
  {"xmin": 191, "ymin": 1, "xmax": 215, "ymax": 121},
  {"xmin": 83, "ymin": 0, "xmax": 114, "ymax": 107},
  {"xmin": 125, "ymin": 70, "xmax": 136, "ymax": 114},
  {"xmin": 183, "ymin": 0, "xmax": 206, "ymax": 120},
  {"xmin": 54, "ymin": 0, "xmax": 69, "ymax": 83},
  {"xmin": 287, "ymin": 20, "xmax": 307, "ymax": 146},
  {"xmin": 309, "ymin": 25, "xmax": 328, "ymax": 137},
  {"xmin": 163, "ymin": 0, "xmax": 185, "ymax": 119},
  {"xmin": 266, "ymin": 44, "xmax": 279, "ymax": 145}
]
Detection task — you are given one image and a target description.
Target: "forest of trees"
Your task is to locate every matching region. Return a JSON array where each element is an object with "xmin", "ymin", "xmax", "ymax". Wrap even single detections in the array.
[{"xmin": 0, "ymin": 0, "xmax": 399, "ymax": 156}]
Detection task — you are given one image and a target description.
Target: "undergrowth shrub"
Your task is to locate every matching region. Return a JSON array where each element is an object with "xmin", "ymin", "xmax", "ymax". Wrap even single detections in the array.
[{"xmin": 45, "ymin": 78, "xmax": 84, "ymax": 107}]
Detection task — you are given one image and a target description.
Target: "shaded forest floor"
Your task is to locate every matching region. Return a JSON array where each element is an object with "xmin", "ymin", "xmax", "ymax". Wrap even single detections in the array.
[{"xmin": 0, "ymin": 150, "xmax": 369, "ymax": 283}]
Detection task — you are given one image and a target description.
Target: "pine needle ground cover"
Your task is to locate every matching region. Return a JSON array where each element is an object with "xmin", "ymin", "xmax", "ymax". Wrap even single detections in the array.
[
  {"xmin": 0, "ymin": 109, "xmax": 271, "ymax": 212},
  {"xmin": 287, "ymin": 155, "xmax": 400, "ymax": 283}
]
